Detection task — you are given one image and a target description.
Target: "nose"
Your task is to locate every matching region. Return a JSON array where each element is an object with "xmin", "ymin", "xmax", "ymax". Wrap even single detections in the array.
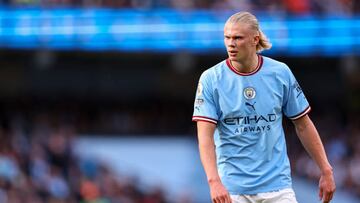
[{"xmin": 228, "ymin": 38, "xmax": 235, "ymax": 47}]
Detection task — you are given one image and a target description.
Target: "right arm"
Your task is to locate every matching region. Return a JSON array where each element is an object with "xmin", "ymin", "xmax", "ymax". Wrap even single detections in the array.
[{"xmin": 197, "ymin": 121, "xmax": 232, "ymax": 203}]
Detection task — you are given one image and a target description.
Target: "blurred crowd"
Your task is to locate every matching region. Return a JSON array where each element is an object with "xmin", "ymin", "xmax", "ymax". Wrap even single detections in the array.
[
  {"xmin": 286, "ymin": 111, "xmax": 360, "ymax": 198},
  {"xmin": 0, "ymin": 0, "xmax": 358, "ymax": 201},
  {"xmin": 0, "ymin": 114, "xmax": 170, "ymax": 203},
  {"xmin": 0, "ymin": 0, "xmax": 359, "ymax": 15},
  {"xmin": 0, "ymin": 103, "xmax": 360, "ymax": 201}
]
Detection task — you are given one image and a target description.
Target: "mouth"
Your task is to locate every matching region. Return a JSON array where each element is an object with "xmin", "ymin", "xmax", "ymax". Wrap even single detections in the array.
[{"xmin": 228, "ymin": 51, "xmax": 238, "ymax": 57}]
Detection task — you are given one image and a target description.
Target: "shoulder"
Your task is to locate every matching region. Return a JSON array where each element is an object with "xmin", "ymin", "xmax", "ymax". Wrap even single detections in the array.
[
  {"xmin": 262, "ymin": 56, "xmax": 289, "ymax": 71},
  {"xmin": 262, "ymin": 55, "xmax": 293, "ymax": 77},
  {"xmin": 199, "ymin": 60, "xmax": 227, "ymax": 81}
]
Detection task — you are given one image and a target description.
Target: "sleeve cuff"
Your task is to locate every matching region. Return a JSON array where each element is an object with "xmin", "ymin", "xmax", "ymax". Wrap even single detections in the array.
[
  {"xmin": 192, "ymin": 116, "xmax": 217, "ymax": 125},
  {"xmin": 288, "ymin": 106, "xmax": 311, "ymax": 120}
]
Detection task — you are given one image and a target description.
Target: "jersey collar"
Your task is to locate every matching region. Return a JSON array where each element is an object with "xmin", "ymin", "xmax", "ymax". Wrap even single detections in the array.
[{"xmin": 226, "ymin": 55, "xmax": 263, "ymax": 76}]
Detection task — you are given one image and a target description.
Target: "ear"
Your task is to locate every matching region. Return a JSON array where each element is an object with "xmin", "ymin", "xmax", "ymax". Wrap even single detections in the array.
[{"xmin": 254, "ymin": 35, "xmax": 260, "ymax": 46}]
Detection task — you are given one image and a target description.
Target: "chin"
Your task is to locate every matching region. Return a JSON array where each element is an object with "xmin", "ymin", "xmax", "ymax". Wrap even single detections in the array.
[{"xmin": 228, "ymin": 56, "xmax": 238, "ymax": 61}]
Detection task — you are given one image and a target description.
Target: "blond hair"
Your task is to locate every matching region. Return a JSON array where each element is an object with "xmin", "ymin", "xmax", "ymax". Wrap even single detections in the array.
[{"xmin": 225, "ymin": 11, "xmax": 272, "ymax": 52}]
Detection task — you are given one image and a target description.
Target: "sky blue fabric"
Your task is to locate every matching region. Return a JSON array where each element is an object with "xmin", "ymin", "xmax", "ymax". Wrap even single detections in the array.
[{"xmin": 193, "ymin": 55, "xmax": 310, "ymax": 194}]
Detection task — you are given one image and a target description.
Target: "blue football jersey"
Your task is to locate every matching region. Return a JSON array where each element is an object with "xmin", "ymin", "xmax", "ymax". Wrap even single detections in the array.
[{"xmin": 192, "ymin": 55, "xmax": 310, "ymax": 194}]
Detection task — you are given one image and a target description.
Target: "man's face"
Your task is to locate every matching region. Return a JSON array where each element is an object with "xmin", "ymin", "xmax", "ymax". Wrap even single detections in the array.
[{"xmin": 224, "ymin": 22, "xmax": 258, "ymax": 61}]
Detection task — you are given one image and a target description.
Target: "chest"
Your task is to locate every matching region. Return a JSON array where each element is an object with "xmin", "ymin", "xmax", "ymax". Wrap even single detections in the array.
[{"xmin": 214, "ymin": 74, "xmax": 284, "ymax": 117}]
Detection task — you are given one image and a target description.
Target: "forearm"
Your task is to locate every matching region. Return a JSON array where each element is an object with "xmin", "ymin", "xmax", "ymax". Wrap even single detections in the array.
[
  {"xmin": 197, "ymin": 121, "xmax": 231, "ymax": 203},
  {"xmin": 197, "ymin": 122, "xmax": 221, "ymax": 183},
  {"xmin": 199, "ymin": 138, "xmax": 220, "ymax": 182},
  {"xmin": 294, "ymin": 116, "xmax": 332, "ymax": 175}
]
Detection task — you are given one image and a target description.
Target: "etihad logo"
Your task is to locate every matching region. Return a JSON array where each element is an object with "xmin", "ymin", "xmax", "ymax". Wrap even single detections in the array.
[
  {"xmin": 235, "ymin": 125, "xmax": 270, "ymax": 133},
  {"xmin": 223, "ymin": 114, "xmax": 277, "ymax": 134},
  {"xmin": 223, "ymin": 114, "xmax": 276, "ymax": 125}
]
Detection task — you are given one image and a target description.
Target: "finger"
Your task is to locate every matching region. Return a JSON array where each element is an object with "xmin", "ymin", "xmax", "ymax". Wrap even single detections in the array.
[
  {"xmin": 226, "ymin": 193, "xmax": 232, "ymax": 203},
  {"xmin": 322, "ymin": 191, "xmax": 333, "ymax": 203},
  {"xmin": 224, "ymin": 194, "xmax": 230, "ymax": 203},
  {"xmin": 319, "ymin": 188, "xmax": 323, "ymax": 200},
  {"xmin": 219, "ymin": 195, "xmax": 225, "ymax": 203},
  {"xmin": 326, "ymin": 191, "xmax": 334, "ymax": 202},
  {"xmin": 329, "ymin": 191, "xmax": 335, "ymax": 201},
  {"xmin": 323, "ymin": 193, "xmax": 329, "ymax": 203},
  {"xmin": 215, "ymin": 195, "xmax": 223, "ymax": 203},
  {"xmin": 222, "ymin": 194, "xmax": 230, "ymax": 203},
  {"xmin": 220, "ymin": 195, "xmax": 227, "ymax": 203},
  {"xmin": 217, "ymin": 194, "xmax": 226, "ymax": 203}
]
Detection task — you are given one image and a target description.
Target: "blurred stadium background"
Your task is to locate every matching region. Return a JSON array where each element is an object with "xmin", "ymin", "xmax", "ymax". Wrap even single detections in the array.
[{"xmin": 0, "ymin": 0, "xmax": 359, "ymax": 203}]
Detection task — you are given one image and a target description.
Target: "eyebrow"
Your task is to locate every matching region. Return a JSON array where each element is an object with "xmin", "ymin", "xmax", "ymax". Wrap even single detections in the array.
[{"xmin": 224, "ymin": 34, "xmax": 243, "ymax": 38}]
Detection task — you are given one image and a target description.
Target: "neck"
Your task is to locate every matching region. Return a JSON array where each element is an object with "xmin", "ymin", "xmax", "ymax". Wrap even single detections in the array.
[{"xmin": 230, "ymin": 54, "xmax": 259, "ymax": 73}]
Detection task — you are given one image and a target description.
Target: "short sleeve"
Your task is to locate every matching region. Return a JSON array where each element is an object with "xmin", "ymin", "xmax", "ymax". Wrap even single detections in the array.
[
  {"xmin": 282, "ymin": 67, "xmax": 311, "ymax": 120},
  {"xmin": 192, "ymin": 71, "xmax": 218, "ymax": 124}
]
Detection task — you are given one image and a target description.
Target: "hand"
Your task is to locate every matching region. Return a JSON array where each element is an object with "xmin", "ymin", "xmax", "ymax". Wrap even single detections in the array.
[
  {"xmin": 209, "ymin": 179, "xmax": 232, "ymax": 203},
  {"xmin": 318, "ymin": 170, "xmax": 336, "ymax": 203}
]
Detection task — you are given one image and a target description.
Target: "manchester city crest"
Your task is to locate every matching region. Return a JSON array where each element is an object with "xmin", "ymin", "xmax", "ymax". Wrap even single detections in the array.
[{"xmin": 243, "ymin": 87, "xmax": 256, "ymax": 99}]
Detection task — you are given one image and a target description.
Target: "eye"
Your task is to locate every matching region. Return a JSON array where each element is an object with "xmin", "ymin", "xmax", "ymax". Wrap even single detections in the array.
[{"xmin": 224, "ymin": 36, "xmax": 230, "ymax": 39}]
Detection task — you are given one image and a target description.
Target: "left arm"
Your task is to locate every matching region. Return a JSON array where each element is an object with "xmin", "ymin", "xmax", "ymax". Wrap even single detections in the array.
[{"xmin": 292, "ymin": 114, "xmax": 336, "ymax": 203}]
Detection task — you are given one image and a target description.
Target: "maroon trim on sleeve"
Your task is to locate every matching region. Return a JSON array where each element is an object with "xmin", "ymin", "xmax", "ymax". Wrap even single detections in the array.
[
  {"xmin": 289, "ymin": 106, "xmax": 311, "ymax": 120},
  {"xmin": 192, "ymin": 116, "xmax": 218, "ymax": 124}
]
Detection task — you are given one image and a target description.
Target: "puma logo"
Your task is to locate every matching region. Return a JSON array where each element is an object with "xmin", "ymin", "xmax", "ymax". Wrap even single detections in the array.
[{"xmin": 245, "ymin": 102, "xmax": 256, "ymax": 111}]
